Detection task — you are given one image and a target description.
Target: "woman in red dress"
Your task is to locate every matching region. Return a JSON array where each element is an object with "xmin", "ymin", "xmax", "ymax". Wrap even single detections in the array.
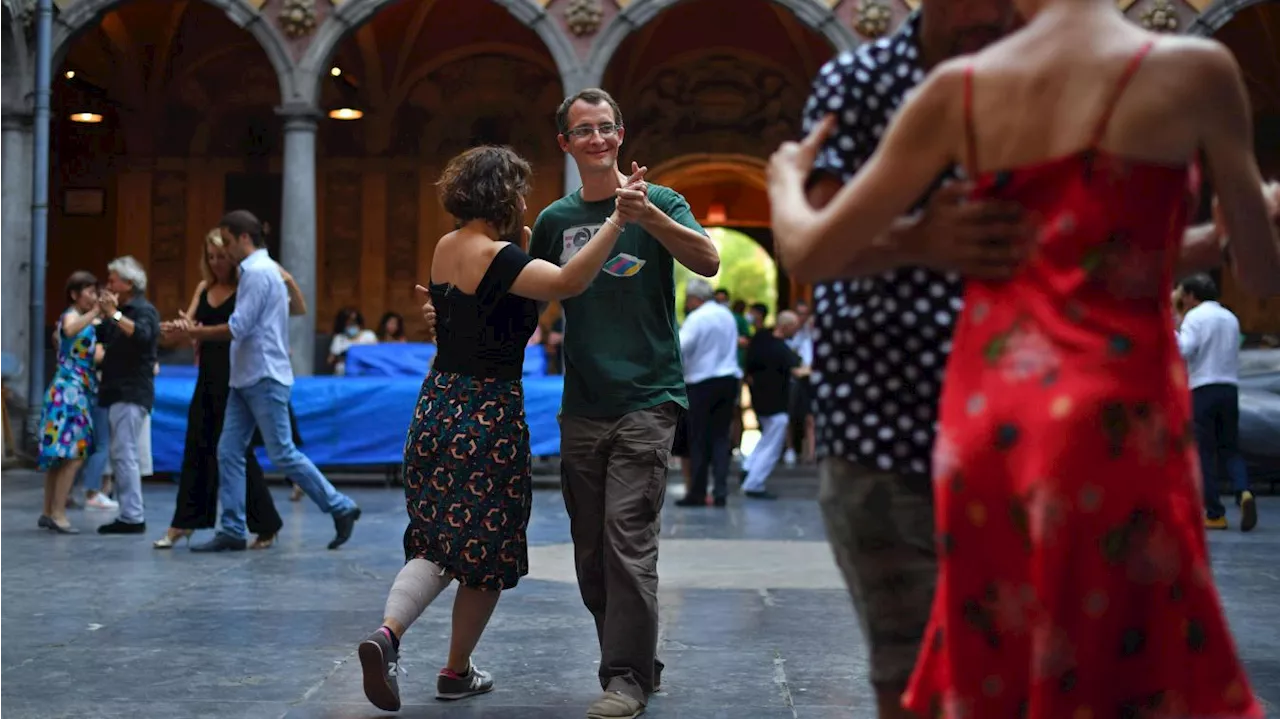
[{"xmin": 768, "ymin": 0, "xmax": 1280, "ymax": 716}]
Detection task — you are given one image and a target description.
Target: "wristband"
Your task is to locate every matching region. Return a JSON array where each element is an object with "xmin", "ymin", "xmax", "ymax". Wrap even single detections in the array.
[{"xmin": 605, "ymin": 216, "xmax": 623, "ymax": 232}]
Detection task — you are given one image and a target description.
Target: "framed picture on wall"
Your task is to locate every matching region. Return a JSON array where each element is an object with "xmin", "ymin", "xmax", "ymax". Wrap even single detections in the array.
[{"xmin": 63, "ymin": 188, "xmax": 105, "ymax": 216}]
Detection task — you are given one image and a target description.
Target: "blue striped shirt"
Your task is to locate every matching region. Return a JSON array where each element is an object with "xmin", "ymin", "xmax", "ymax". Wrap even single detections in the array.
[{"xmin": 229, "ymin": 249, "xmax": 294, "ymax": 389}]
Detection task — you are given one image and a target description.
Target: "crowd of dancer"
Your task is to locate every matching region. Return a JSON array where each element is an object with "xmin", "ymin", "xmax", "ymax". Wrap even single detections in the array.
[{"xmin": 30, "ymin": 0, "xmax": 1280, "ymax": 717}]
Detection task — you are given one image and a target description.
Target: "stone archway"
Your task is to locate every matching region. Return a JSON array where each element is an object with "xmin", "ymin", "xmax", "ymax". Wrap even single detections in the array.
[
  {"xmin": 49, "ymin": 0, "xmax": 298, "ymax": 105},
  {"xmin": 297, "ymin": 0, "xmax": 581, "ymax": 108},
  {"xmin": 1188, "ymin": 0, "xmax": 1274, "ymax": 35},
  {"xmin": 580, "ymin": 0, "xmax": 855, "ymax": 88}
]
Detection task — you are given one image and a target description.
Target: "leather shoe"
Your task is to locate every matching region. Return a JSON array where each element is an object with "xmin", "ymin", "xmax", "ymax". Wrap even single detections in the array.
[
  {"xmin": 97, "ymin": 519, "xmax": 145, "ymax": 534},
  {"xmin": 329, "ymin": 506, "xmax": 361, "ymax": 550},
  {"xmin": 190, "ymin": 533, "xmax": 247, "ymax": 552}
]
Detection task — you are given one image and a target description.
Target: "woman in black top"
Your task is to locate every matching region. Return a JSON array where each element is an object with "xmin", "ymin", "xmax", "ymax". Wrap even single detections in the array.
[{"xmin": 357, "ymin": 146, "xmax": 643, "ymax": 711}]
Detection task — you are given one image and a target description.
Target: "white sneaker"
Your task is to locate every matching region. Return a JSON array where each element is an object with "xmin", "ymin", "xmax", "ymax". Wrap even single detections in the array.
[
  {"xmin": 784, "ymin": 449, "xmax": 797, "ymax": 466},
  {"xmin": 86, "ymin": 494, "xmax": 119, "ymax": 510}
]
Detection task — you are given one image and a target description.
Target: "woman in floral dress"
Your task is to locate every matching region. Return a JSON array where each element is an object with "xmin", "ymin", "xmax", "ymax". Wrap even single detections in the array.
[
  {"xmin": 768, "ymin": 0, "xmax": 1279, "ymax": 715},
  {"xmin": 37, "ymin": 271, "xmax": 106, "ymax": 534}
]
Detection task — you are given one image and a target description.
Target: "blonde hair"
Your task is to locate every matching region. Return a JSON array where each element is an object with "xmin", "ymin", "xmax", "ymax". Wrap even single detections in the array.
[{"xmin": 199, "ymin": 229, "xmax": 229, "ymax": 286}]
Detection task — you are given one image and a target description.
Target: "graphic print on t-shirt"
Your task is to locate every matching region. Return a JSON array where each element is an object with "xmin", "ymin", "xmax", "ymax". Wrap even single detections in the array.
[
  {"xmin": 561, "ymin": 224, "xmax": 602, "ymax": 264},
  {"xmin": 602, "ymin": 253, "xmax": 646, "ymax": 277}
]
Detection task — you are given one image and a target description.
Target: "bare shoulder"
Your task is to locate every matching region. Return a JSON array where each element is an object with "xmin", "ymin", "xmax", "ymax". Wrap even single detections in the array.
[{"xmin": 1151, "ymin": 35, "xmax": 1242, "ymax": 88}]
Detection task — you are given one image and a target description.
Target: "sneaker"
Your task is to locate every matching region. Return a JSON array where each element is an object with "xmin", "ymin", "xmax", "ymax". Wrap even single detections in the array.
[
  {"xmin": 86, "ymin": 494, "xmax": 119, "ymax": 510},
  {"xmin": 586, "ymin": 690, "xmax": 645, "ymax": 719},
  {"xmin": 435, "ymin": 664, "xmax": 493, "ymax": 701},
  {"xmin": 1239, "ymin": 490, "xmax": 1258, "ymax": 533},
  {"xmin": 358, "ymin": 629, "xmax": 402, "ymax": 712},
  {"xmin": 1205, "ymin": 516, "xmax": 1229, "ymax": 531}
]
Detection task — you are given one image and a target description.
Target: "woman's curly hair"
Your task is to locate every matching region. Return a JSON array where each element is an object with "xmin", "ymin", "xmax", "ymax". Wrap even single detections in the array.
[{"xmin": 437, "ymin": 145, "xmax": 532, "ymax": 240}]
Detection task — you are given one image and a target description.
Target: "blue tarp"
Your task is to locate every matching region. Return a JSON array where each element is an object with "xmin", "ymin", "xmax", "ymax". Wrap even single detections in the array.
[
  {"xmin": 344, "ymin": 343, "xmax": 547, "ymax": 378},
  {"xmin": 151, "ymin": 374, "xmax": 565, "ymax": 474}
]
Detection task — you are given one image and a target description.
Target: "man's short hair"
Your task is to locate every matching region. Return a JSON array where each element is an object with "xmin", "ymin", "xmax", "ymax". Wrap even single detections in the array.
[
  {"xmin": 686, "ymin": 278, "xmax": 715, "ymax": 301},
  {"xmin": 107, "ymin": 256, "xmax": 147, "ymax": 292},
  {"xmin": 750, "ymin": 302, "xmax": 770, "ymax": 317},
  {"xmin": 555, "ymin": 88, "xmax": 624, "ymax": 136},
  {"xmin": 776, "ymin": 310, "xmax": 799, "ymax": 330},
  {"xmin": 1179, "ymin": 273, "xmax": 1220, "ymax": 303},
  {"xmin": 220, "ymin": 210, "xmax": 264, "ymax": 247}
]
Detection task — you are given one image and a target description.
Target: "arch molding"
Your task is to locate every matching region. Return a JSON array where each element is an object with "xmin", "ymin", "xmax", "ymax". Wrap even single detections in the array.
[
  {"xmin": 49, "ymin": 0, "xmax": 296, "ymax": 104},
  {"xmin": 297, "ymin": 0, "xmax": 581, "ymax": 108},
  {"xmin": 581, "ymin": 0, "xmax": 856, "ymax": 88}
]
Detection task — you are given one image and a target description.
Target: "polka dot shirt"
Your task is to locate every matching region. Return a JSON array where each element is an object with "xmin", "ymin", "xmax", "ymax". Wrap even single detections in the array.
[{"xmin": 799, "ymin": 12, "xmax": 965, "ymax": 477}]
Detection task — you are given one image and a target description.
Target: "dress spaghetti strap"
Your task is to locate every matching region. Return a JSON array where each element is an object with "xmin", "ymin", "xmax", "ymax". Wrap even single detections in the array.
[{"xmin": 1089, "ymin": 39, "xmax": 1157, "ymax": 148}]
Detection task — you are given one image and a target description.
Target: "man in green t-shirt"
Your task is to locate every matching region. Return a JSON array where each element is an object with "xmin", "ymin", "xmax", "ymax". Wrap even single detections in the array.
[{"xmin": 529, "ymin": 88, "xmax": 718, "ymax": 719}]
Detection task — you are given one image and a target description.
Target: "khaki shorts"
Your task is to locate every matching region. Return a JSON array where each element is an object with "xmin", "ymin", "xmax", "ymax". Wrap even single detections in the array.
[{"xmin": 817, "ymin": 456, "xmax": 937, "ymax": 689}]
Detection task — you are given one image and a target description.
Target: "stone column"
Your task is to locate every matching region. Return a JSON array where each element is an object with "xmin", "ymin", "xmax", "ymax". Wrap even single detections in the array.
[
  {"xmin": 2, "ymin": 112, "xmax": 34, "ymax": 402},
  {"xmin": 564, "ymin": 152, "xmax": 581, "ymax": 197},
  {"xmin": 278, "ymin": 105, "xmax": 320, "ymax": 377}
]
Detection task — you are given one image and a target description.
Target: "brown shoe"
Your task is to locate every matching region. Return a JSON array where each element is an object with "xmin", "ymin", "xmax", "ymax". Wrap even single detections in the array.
[{"xmin": 586, "ymin": 690, "xmax": 645, "ymax": 719}]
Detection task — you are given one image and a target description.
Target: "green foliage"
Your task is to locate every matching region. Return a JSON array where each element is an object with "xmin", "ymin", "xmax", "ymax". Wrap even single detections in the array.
[{"xmin": 673, "ymin": 228, "xmax": 777, "ymax": 322}]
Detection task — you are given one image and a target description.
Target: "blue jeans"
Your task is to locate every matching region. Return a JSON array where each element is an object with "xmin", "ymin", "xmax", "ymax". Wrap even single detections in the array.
[
  {"xmin": 1193, "ymin": 383, "xmax": 1250, "ymax": 520},
  {"xmin": 75, "ymin": 404, "xmax": 112, "ymax": 493},
  {"xmin": 217, "ymin": 378, "xmax": 355, "ymax": 540}
]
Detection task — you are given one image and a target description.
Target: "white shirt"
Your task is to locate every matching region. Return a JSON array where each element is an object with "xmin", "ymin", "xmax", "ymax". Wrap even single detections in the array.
[
  {"xmin": 1176, "ymin": 300, "xmax": 1240, "ymax": 390},
  {"xmin": 228, "ymin": 249, "xmax": 294, "ymax": 389},
  {"xmin": 679, "ymin": 300, "xmax": 742, "ymax": 385},
  {"xmin": 329, "ymin": 329, "xmax": 378, "ymax": 376}
]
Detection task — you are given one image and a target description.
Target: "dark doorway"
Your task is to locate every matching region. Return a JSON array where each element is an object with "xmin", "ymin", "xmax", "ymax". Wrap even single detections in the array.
[{"xmin": 224, "ymin": 174, "xmax": 282, "ymax": 259}]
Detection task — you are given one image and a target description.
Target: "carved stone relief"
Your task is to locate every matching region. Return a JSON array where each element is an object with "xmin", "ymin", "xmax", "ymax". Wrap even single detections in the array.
[
  {"xmin": 621, "ymin": 56, "xmax": 806, "ymax": 168},
  {"xmin": 854, "ymin": 0, "xmax": 893, "ymax": 39},
  {"xmin": 564, "ymin": 0, "xmax": 604, "ymax": 36},
  {"xmin": 279, "ymin": 0, "xmax": 317, "ymax": 38},
  {"xmin": 1138, "ymin": 0, "xmax": 1180, "ymax": 31}
]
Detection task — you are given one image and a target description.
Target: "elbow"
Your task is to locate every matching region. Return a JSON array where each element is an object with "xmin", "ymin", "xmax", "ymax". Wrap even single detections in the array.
[{"xmin": 693, "ymin": 255, "xmax": 720, "ymax": 278}]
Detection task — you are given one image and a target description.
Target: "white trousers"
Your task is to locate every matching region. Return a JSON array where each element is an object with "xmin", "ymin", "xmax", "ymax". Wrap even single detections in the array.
[{"xmin": 744, "ymin": 412, "xmax": 788, "ymax": 492}]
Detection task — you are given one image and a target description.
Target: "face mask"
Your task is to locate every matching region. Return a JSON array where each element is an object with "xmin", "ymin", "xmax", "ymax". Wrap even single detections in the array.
[{"xmin": 345, "ymin": 326, "xmax": 360, "ymax": 338}]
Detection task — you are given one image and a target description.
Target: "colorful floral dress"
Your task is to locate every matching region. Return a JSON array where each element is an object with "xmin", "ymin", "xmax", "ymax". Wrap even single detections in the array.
[
  {"xmin": 903, "ymin": 42, "xmax": 1261, "ymax": 718},
  {"xmin": 37, "ymin": 312, "xmax": 98, "ymax": 470}
]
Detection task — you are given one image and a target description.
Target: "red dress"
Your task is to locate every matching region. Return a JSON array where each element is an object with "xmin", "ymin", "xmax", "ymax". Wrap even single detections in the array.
[{"xmin": 902, "ymin": 42, "xmax": 1262, "ymax": 719}]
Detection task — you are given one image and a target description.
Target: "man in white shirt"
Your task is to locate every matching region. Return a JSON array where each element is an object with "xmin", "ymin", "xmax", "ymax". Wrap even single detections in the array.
[
  {"xmin": 675, "ymin": 279, "xmax": 742, "ymax": 508},
  {"xmin": 1175, "ymin": 273, "xmax": 1256, "ymax": 532}
]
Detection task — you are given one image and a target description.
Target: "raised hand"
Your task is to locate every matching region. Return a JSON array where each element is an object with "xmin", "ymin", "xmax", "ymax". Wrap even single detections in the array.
[
  {"xmin": 615, "ymin": 161, "xmax": 652, "ymax": 225},
  {"xmin": 768, "ymin": 114, "xmax": 836, "ymax": 190},
  {"xmin": 415, "ymin": 284, "xmax": 437, "ymax": 342}
]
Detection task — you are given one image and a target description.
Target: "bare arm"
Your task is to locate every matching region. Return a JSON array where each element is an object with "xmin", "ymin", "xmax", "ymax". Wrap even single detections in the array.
[
  {"xmin": 61, "ymin": 306, "xmax": 101, "ymax": 338},
  {"xmin": 509, "ymin": 214, "xmax": 627, "ymax": 302},
  {"xmin": 770, "ymin": 66, "xmax": 966, "ymax": 281},
  {"xmin": 1197, "ymin": 43, "xmax": 1280, "ymax": 295},
  {"xmin": 184, "ymin": 281, "xmax": 205, "ymax": 322},
  {"xmin": 636, "ymin": 209, "xmax": 719, "ymax": 277},
  {"xmin": 279, "ymin": 267, "xmax": 308, "ymax": 316},
  {"xmin": 804, "ymin": 175, "xmax": 921, "ymax": 279},
  {"xmin": 1174, "ymin": 224, "xmax": 1226, "ymax": 278},
  {"xmin": 189, "ymin": 324, "xmax": 233, "ymax": 342}
]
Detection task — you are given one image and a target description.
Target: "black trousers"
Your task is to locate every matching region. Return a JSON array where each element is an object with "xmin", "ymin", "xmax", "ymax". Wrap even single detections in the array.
[
  {"xmin": 1192, "ymin": 383, "xmax": 1249, "ymax": 520},
  {"xmin": 686, "ymin": 375, "xmax": 739, "ymax": 502}
]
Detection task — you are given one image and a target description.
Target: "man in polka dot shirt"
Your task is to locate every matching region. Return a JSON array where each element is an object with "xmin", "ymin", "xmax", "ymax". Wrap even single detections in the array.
[{"xmin": 798, "ymin": 3, "xmax": 1238, "ymax": 716}]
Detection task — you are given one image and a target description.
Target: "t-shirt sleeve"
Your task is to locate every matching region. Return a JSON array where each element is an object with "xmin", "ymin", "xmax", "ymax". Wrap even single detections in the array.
[
  {"xmin": 802, "ymin": 54, "xmax": 869, "ymax": 185},
  {"xmin": 476, "ymin": 243, "xmax": 535, "ymax": 305},
  {"xmin": 651, "ymin": 186, "xmax": 707, "ymax": 237}
]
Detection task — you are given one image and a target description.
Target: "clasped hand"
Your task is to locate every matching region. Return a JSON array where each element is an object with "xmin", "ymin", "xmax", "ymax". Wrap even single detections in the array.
[
  {"xmin": 614, "ymin": 161, "xmax": 651, "ymax": 224},
  {"xmin": 161, "ymin": 310, "xmax": 198, "ymax": 342}
]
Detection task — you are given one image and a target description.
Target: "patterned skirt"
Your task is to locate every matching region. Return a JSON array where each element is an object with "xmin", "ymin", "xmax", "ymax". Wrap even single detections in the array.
[
  {"xmin": 401, "ymin": 369, "xmax": 532, "ymax": 591},
  {"xmin": 37, "ymin": 369, "xmax": 96, "ymax": 471}
]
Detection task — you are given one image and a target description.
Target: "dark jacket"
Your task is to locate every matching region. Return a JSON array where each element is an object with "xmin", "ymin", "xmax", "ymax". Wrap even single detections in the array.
[{"xmin": 97, "ymin": 293, "xmax": 160, "ymax": 410}]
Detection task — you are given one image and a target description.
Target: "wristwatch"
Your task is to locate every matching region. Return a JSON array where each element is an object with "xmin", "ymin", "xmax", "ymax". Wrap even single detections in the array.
[{"xmin": 111, "ymin": 310, "xmax": 123, "ymax": 322}]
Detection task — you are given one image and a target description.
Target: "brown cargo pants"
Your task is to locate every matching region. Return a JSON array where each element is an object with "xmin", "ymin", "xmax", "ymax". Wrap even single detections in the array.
[{"xmin": 560, "ymin": 401, "xmax": 679, "ymax": 704}]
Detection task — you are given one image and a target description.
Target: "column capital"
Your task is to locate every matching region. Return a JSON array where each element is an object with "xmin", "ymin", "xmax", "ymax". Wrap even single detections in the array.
[
  {"xmin": 1, "ymin": 110, "xmax": 34, "ymax": 131},
  {"xmin": 276, "ymin": 103, "xmax": 322, "ymax": 132}
]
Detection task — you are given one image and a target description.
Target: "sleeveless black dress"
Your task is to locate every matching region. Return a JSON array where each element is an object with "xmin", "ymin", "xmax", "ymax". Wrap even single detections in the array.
[{"xmin": 168, "ymin": 288, "xmax": 285, "ymax": 534}]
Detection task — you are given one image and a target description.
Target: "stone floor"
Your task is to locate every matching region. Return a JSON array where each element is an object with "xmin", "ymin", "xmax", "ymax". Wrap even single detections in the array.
[{"xmin": 2, "ymin": 471, "xmax": 1277, "ymax": 719}]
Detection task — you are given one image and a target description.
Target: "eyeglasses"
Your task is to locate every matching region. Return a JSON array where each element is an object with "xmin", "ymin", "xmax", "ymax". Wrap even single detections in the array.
[{"xmin": 564, "ymin": 123, "xmax": 622, "ymax": 139}]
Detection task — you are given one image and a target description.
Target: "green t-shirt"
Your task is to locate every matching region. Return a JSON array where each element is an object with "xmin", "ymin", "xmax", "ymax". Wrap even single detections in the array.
[
  {"xmin": 529, "ymin": 184, "xmax": 704, "ymax": 418},
  {"xmin": 734, "ymin": 313, "xmax": 752, "ymax": 367}
]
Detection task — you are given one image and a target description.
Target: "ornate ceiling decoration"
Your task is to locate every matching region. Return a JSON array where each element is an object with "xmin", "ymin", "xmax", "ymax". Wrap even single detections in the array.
[
  {"xmin": 279, "ymin": 0, "xmax": 317, "ymax": 38},
  {"xmin": 565, "ymin": 0, "xmax": 604, "ymax": 36}
]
